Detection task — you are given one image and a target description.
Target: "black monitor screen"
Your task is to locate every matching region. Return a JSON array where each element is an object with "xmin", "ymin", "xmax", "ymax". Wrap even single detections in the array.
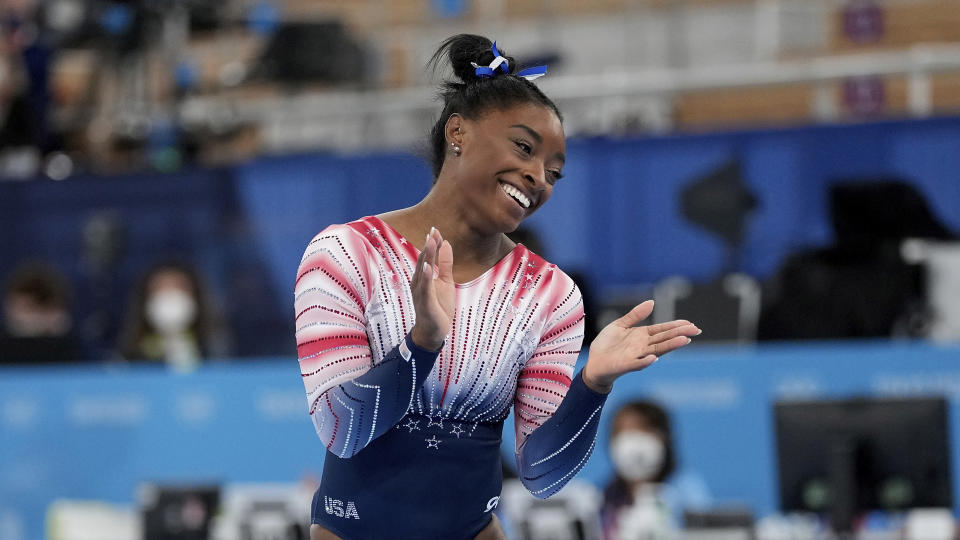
[
  {"xmin": 775, "ymin": 397, "xmax": 951, "ymax": 529},
  {"xmin": 141, "ymin": 484, "xmax": 220, "ymax": 540}
]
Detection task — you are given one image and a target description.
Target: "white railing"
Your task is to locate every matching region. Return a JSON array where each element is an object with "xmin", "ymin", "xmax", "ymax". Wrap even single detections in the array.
[{"xmin": 179, "ymin": 43, "xmax": 960, "ymax": 153}]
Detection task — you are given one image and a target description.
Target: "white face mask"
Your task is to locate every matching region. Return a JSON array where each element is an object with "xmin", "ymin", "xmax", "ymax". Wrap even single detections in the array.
[
  {"xmin": 146, "ymin": 289, "xmax": 197, "ymax": 334},
  {"xmin": 611, "ymin": 431, "xmax": 666, "ymax": 482}
]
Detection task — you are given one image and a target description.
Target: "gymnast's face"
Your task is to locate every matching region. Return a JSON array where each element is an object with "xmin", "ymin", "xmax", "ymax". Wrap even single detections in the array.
[{"xmin": 446, "ymin": 103, "xmax": 565, "ymax": 233}]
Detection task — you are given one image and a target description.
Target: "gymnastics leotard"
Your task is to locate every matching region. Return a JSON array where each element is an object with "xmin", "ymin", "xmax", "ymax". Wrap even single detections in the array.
[{"xmin": 295, "ymin": 216, "xmax": 608, "ymax": 539}]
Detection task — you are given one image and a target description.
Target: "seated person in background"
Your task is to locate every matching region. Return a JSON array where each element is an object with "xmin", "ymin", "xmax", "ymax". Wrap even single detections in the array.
[
  {"xmin": 601, "ymin": 400, "xmax": 710, "ymax": 540},
  {"xmin": 118, "ymin": 261, "xmax": 228, "ymax": 368},
  {"xmin": 0, "ymin": 261, "xmax": 80, "ymax": 362}
]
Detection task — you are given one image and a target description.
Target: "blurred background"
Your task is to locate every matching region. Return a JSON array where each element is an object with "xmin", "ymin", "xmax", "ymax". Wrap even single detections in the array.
[{"xmin": 1, "ymin": 0, "xmax": 960, "ymax": 539}]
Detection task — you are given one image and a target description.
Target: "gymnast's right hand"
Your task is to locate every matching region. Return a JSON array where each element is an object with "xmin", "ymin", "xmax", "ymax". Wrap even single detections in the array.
[{"xmin": 410, "ymin": 227, "xmax": 455, "ymax": 351}]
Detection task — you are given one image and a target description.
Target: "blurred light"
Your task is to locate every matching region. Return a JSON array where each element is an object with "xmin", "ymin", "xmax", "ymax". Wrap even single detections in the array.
[
  {"xmin": 218, "ymin": 61, "xmax": 246, "ymax": 87},
  {"xmin": 116, "ymin": 113, "xmax": 151, "ymax": 141},
  {"xmin": 208, "ymin": 105, "xmax": 241, "ymax": 136},
  {"xmin": 46, "ymin": 0, "xmax": 85, "ymax": 33},
  {"xmin": 0, "ymin": 148, "xmax": 41, "ymax": 179},
  {"xmin": 44, "ymin": 152, "xmax": 74, "ymax": 181}
]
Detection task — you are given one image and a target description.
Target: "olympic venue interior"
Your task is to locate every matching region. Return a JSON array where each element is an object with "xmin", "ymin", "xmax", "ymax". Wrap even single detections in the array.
[{"xmin": 2, "ymin": 1, "xmax": 960, "ymax": 539}]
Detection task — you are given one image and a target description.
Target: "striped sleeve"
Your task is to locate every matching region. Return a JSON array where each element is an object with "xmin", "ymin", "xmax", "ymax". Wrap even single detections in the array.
[
  {"xmin": 295, "ymin": 225, "xmax": 439, "ymax": 458},
  {"xmin": 513, "ymin": 275, "xmax": 608, "ymax": 498}
]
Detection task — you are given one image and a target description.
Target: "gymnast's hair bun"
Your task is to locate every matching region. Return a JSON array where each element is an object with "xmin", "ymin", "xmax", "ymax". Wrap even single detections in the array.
[{"xmin": 431, "ymin": 34, "xmax": 517, "ymax": 84}]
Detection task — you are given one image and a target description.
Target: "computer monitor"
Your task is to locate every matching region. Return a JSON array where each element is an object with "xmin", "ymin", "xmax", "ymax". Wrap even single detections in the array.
[
  {"xmin": 774, "ymin": 397, "xmax": 952, "ymax": 533},
  {"xmin": 0, "ymin": 335, "xmax": 80, "ymax": 364},
  {"xmin": 141, "ymin": 483, "xmax": 220, "ymax": 540}
]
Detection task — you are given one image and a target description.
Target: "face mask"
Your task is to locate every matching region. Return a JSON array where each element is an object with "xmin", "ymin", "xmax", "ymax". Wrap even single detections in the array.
[
  {"xmin": 611, "ymin": 431, "xmax": 665, "ymax": 482},
  {"xmin": 146, "ymin": 289, "xmax": 197, "ymax": 334}
]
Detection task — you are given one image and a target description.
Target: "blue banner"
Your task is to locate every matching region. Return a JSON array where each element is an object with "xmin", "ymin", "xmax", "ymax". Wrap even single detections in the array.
[{"xmin": 1, "ymin": 341, "xmax": 958, "ymax": 540}]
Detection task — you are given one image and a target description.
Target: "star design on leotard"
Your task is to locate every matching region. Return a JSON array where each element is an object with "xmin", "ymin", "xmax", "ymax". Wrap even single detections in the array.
[
  {"xmin": 402, "ymin": 418, "xmax": 421, "ymax": 433},
  {"xmin": 425, "ymin": 435, "xmax": 441, "ymax": 449},
  {"xmin": 450, "ymin": 424, "xmax": 466, "ymax": 438},
  {"xmin": 525, "ymin": 273, "xmax": 534, "ymax": 281},
  {"xmin": 427, "ymin": 415, "xmax": 444, "ymax": 429},
  {"xmin": 399, "ymin": 238, "xmax": 408, "ymax": 245}
]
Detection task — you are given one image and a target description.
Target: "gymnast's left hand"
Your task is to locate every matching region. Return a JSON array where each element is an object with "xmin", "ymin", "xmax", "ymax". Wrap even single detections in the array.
[{"xmin": 581, "ymin": 300, "xmax": 700, "ymax": 394}]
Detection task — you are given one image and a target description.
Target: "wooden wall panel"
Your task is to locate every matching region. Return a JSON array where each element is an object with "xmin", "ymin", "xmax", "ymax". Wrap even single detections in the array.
[{"xmin": 674, "ymin": 84, "xmax": 815, "ymax": 129}]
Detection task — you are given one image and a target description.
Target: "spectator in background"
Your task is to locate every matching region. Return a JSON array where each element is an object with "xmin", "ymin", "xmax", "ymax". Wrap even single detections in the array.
[
  {"xmin": 0, "ymin": 261, "xmax": 80, "ymax": 362},
  {"xmin": 0, "ymin": 0, "xmax": 53, "ymax": 179},
  {"xmin": 601, "ymin": 400, "xmax": 710, "ymax": 540},
  {"xmin": 118, "ymin": 261, "xmax": 229, "ymax": 369}
]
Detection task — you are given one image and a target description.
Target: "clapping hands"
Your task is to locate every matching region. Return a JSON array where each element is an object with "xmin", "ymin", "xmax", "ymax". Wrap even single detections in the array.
[
  {"xmin": 582, "ymin": 300, "xmax": 700, "ymax": 393},
  {"xmin": 409, "ymin": 227, "xmax": 455, "ymax": 351}
]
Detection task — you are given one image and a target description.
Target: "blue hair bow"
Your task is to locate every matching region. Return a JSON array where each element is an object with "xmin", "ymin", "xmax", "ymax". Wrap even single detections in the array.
[{"xmin": 472, "ymin": 42, "xmax": 548, "ymax": 81}]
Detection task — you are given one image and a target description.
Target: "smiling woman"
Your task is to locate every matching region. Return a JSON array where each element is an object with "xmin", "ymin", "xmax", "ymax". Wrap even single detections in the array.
[
  {"xmin": 294, "ymin": 34, "xmax": 701, "ymax": 540},
  {"xmin": 428, "ymin": 103, "xmax": 565, "ymax": 240}
]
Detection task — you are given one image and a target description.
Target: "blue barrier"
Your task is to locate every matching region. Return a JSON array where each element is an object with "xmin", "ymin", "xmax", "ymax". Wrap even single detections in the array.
[
  {"xmin": 1, "ymin": 341, "xmax": 957, "ymax": 540},
  {"xmin": 4, "ymin": 118, "xmax": 960, "ymax": 361}
]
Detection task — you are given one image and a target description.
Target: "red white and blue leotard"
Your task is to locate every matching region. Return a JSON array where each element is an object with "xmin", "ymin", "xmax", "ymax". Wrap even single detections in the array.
[{"xmin": 295, "ymin": 216, "xmax": 607, "ymax": 539}]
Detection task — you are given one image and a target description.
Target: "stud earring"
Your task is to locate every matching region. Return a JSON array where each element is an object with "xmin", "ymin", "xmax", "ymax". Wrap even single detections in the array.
[{"xmin": 451, "ymin": 142, "xmax": 461, "ymax": 156}]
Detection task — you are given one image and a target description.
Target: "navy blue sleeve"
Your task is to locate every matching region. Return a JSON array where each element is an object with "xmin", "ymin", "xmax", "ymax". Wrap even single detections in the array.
[
  {"xmin": 318, "ymin": 334, "xmax": 440, "ymax": 458},
  {"xmin": 515, "ymin": 370, "xmax": 609, "ymax": 498}
]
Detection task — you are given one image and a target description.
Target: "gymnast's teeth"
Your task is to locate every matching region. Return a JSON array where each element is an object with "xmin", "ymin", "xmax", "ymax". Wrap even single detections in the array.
[{"xmin": 500, "ymin": 183, "xmax": 530, "ymax": 208}]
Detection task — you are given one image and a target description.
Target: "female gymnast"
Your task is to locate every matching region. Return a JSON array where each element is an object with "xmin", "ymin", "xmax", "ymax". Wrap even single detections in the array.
[{"xmin": 294, "ymin": 34, "xmax": 701, "ymax": 540}]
